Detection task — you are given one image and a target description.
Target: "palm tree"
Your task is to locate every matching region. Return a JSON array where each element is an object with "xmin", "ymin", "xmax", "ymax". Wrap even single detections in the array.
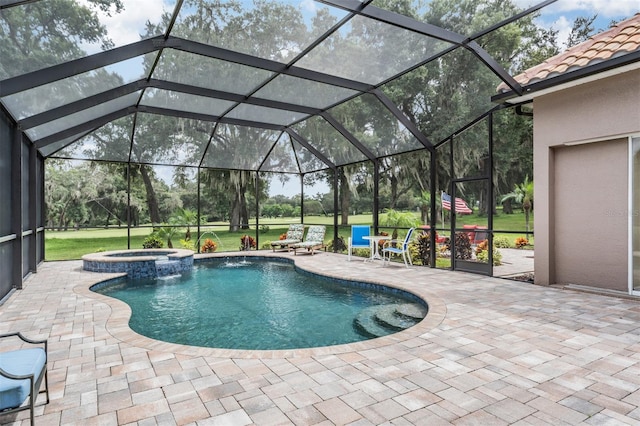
[
  {"xmin": 380, "ymin": 209, "xmax": 420, "ymax": 241},
  {"xmin": 501, "ymin": 176, "xmax": 534, "ymax": 234},
  {"xmin": 155, "ymin": 223, "xmax": 182, "ymax": 248},
  {"xmin": 174, "ymin": 208, "xmax": 199, "ymax": 241},
  {"xmin": 413, "ymin": 191, "xmax": 443, "ymax": 225}
]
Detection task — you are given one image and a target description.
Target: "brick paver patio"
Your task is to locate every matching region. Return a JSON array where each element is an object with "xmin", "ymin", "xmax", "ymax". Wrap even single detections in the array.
[{"xmin": 1, "ymin": 251, "xmax": 639, "ymax": 425}]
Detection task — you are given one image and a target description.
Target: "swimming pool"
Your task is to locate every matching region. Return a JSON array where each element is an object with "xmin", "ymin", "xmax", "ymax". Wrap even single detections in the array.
[{"xmin": 92, "ymin": 258, "xmax": 427, "ymax": 350}]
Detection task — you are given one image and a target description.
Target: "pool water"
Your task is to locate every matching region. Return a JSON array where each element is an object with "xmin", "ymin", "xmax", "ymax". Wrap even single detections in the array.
[{"xmin": 93, "ymin": 258, "xmax": 425, "ymax": 350}]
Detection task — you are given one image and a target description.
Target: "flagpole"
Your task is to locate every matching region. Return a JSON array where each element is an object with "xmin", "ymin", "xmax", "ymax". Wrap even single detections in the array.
[{"xmin": 440, "ymin": 191, "xmax": 444, "ymax": 228}]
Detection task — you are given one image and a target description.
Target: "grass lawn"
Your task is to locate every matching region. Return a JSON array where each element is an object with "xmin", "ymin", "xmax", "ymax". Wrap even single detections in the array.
[{"xmin": 45, "ymin": 212, "xmax": 533, "ymax": 261}]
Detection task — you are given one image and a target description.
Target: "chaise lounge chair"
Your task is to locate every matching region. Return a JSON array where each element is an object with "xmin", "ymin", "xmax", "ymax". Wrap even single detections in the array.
[
  {"xmin": 271, "ymin": 224, "xmax": 305, "ymax": 252},
  {"xmin": 291, "ymin": 225, "xmax": 327, "ymax": 255}
]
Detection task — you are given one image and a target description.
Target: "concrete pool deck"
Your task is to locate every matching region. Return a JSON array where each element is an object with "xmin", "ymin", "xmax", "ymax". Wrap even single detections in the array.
[{"xmin": 1, "ymin": 251, "xmax": 639, "ymax": 424}]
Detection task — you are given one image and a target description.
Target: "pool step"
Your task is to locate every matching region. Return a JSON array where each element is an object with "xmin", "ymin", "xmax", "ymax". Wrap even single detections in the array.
[
  {"xmin": 396, "ymin": 303, "xmax": 428, "ymax": 321},
  {"xmin": 353, "ymin": 303, "xmax": 426, "ymax": 338},
  {"xmin": 155, "ymin": 259, "xmax": 182, "ymax": 277}
]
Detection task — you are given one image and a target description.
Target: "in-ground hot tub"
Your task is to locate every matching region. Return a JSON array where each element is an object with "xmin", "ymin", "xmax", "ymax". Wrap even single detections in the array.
[{"xmin": 82, "ymin": 249, "xmax": 194, "ymax": 279}]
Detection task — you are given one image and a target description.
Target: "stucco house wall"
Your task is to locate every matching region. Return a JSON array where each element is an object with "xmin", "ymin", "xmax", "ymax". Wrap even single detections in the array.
[{"xmin": 533, "ymin": 69, "xmax": 640, "ymax": 290}]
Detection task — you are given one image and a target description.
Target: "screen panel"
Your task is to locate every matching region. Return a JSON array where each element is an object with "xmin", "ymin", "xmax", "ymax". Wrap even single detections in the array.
[{"xmin": 0, "ymin": 111, "xmax": 13, "ymax": 236}]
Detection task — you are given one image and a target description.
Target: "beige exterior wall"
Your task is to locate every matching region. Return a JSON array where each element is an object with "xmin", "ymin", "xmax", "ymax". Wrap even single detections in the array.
[
  {"xmin": 553, "ymin": 141, "xmax": 628, "ymax": 290},
  {"xmin": 533, "ymin": 69, "xmax": 640, "ymax": 290}
]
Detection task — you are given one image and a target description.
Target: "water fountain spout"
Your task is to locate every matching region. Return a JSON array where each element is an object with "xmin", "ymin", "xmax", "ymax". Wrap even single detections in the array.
[{"xmin": 195, "ymin": 231, "xmax": 224, "ymax": 251}]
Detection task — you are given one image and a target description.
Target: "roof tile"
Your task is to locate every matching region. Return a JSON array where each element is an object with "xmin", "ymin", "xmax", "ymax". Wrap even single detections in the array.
[{"xmin": 498, "ymin": 13, "xmax": 640, "ymax": 92}]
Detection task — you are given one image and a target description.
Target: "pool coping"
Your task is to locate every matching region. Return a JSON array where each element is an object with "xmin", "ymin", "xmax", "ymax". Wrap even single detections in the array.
[
  {"xmin": 74, "ymin": 251, "xmax": 447, "ymax": 359},
  {"xmin": 81, "ymin": 248, "xmax": 194, "ymax": 262}
]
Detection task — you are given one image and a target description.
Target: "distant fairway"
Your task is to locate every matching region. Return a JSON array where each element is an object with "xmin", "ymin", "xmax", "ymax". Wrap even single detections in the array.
[{"xmin": 45, "ymin": 212, "xmax": 533, "ymax": 260}]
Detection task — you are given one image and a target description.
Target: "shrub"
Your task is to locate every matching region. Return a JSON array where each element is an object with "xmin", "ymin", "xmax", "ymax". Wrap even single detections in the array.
[
  {"xmin": 475, "ymin": 239, "xmax": 502, "ymax": 265},
  {"xmin": 351, "ymin": 248, "xmax": 369, "ymax": 258},
  {"xmin": 329, "ymin": 236, "xmax": 347, "ymax": 252},
  {"xmin": 180, "ymin": 239, "xmax": 195, "ymax": 251},
  {"xmin": 445, "ymin": 232, "xmax": 472, "ymax": 260},
  {"xmin": 514, "ymin": 237, "xmax": 529, "ymax": 248},
  {"xmin": 201, "ymin": 238, "xmax": 217, "ymax": 253},
  {"xmin": 279, "ymin": 233, "xmax": 287, "ymax": 240},
  {"xmin": 240, "ymin": 235, "xmax": 256, "ymax": 250},
  {"xmin": 259, "ymin": 224, "xmax": 270, "ymax": 234},
  {"xmin": 142, "ymin": 234, "xmax": 163, "ymax": 248},
  {"xmin": 494, "ymin": 236, "xmax": 511, "ymax": 248},
  {"xmin": 407, "ymin": 241, "xmax": 421, "ymax": 265},
  {"xmin": 261, "ymin": 241, "xmax": 273, "ymax": 250},
  {"xmin": 414, "ymin": 231, "xmax": 433, "ymax": 266},
  {"xmin": 475, "ymin": 247, "xmax": 502, "ymax": 265},
  {"xmin": 475, "ymin": 239, "xmax": 489, "ymax": 255}
]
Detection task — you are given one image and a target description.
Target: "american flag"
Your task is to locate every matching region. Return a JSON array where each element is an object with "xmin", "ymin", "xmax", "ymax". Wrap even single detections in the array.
[{"xmin": 441, "ymin": 192, "xmax": 472, "ymax": 214}]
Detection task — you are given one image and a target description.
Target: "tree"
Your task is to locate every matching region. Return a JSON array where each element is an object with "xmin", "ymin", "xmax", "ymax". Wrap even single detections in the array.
[
  {"xmin": 85, "ymin": 163, "xmax": 128, "ymax": 227},
  {"xmin": 380, "ymin": 209, "xmax": 420, "ymax": 241},
  {"xmin": 415, "ymin": 191, "xmax": 433, "ymax": 225},
  {"xmin": 201, "ymin": 168, "xmax": 264, "ymax": 232},
  {"xmin": 137, "ymin": 165, "xmax": 162, "ymax": 225},
  {"xmin": 137, "ymin": 0, "xmax": 319, "ymax": 231},
  {"xmin": 377, "ymin": 0, "xmax": 550, "ymax": 215},
  {"xmin": 501, "ymin": 176, "xmax": 534, "ymax": 233},
  {"xmin": 174, "ymin": 208, "xmax": 199, "ymax": 241},
  {"xmin": 0, "ymin": 0, "xmax": 123, "ymax": 79},
  {"xmin": 20, "ymin": 0, "xmax": 568, "ymax": 239},
  {"xmin": 303, "ymin": 199, "xmax": 324, "ymax": 216},
  {"xmin": 155, "ymin": 224, "xmax": 181, "ymax": 248},
  {"xmin": 280, "ymin": 204, "xmax": 294, "ymax": 218},
  {"xmin": 566, "ymin": 15, "xmax": 598, "ymax": 48},
  {"xmin": 45, "ymin": 161, "xmax": 102, "ymax": 229}
]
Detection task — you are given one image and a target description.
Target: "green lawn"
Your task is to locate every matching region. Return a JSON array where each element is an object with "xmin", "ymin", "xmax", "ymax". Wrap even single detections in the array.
[{"xmin": 45, "ymin": 212, "xmax": 533, "ymax": 261}]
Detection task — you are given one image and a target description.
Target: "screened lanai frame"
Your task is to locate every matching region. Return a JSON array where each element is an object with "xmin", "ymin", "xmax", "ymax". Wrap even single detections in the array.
[{"xmin": 1, "ymin": 0, "xmax": 566, "ymax": 293}]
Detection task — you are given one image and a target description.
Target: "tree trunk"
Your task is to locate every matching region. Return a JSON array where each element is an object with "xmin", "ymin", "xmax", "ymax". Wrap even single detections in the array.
[
  {"xmin": 58, "ymin": 213, "xmax": 66, "ymax": 231},
  {"xmin": 229, "ymin": 194, "xmax": 241, "ymax": 232},
  {"xmin": 139, "ymin": 165, "xmax": 161, "ymax": 224},
  {"xmin": 478, "ymin": 190, "xmax": 487, "ymax": 216},
  {"xmin": 128, "ymin": 205, "xmax": 138, "ymax": 227},
  {"xmin": 229, "ymin": 186, "xmax": 249, "ymax": 231},
  {"xmin": 502, "ymin": 199, "xmax": 513, "ymax": 214},
  {"xmin": 421, "ymin": 204, "xmax": 428, "ymax": 224},
  {"xmin": 226, "ymin": 171, "xmax": 251, "ymax": 232},
  {"xmin": 339, "ymin": 171, "xmax": 350, "ymax": 226},
  {"xmin": 58, "ymin": 199, "xmax": 72, "ymax": 230},
  {"xmin": 389, "ymin": 174, "xmax": 398, "ymax": 209},
  {"xmin": 240, "ymin": 192, "xmax": 249, "ymax": 230}
]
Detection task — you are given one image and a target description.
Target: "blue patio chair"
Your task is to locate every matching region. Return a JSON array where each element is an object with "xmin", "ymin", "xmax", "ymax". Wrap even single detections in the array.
[
  {"xmin": 348, "ymin": 225, "xmax": 371, "ymax": 261},
  {"xmin": 0, "ymin": 332, "xmax": 49, "ymax": 425},
  {"xmin": 382, "ymin": 228, "xmax": 415, "ymax": 268}
]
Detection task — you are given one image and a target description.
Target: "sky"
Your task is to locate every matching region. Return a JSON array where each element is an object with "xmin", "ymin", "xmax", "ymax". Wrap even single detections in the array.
[
  {"xmin": 523, "ymin": 0, "xmax": 640, "ymax": 47},
  {"xmin": 84, "ymin": 0, "xmax": 640, "ymax": 51},
  {"xmin": 269, "ymin": 176, "xmax": 329, "ymax": 197}
]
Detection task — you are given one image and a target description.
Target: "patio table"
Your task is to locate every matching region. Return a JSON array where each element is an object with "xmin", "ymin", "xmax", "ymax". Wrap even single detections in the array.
[{"xmin": 362, "ymin": 235, "xmax": 391, "ymax": 262}]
